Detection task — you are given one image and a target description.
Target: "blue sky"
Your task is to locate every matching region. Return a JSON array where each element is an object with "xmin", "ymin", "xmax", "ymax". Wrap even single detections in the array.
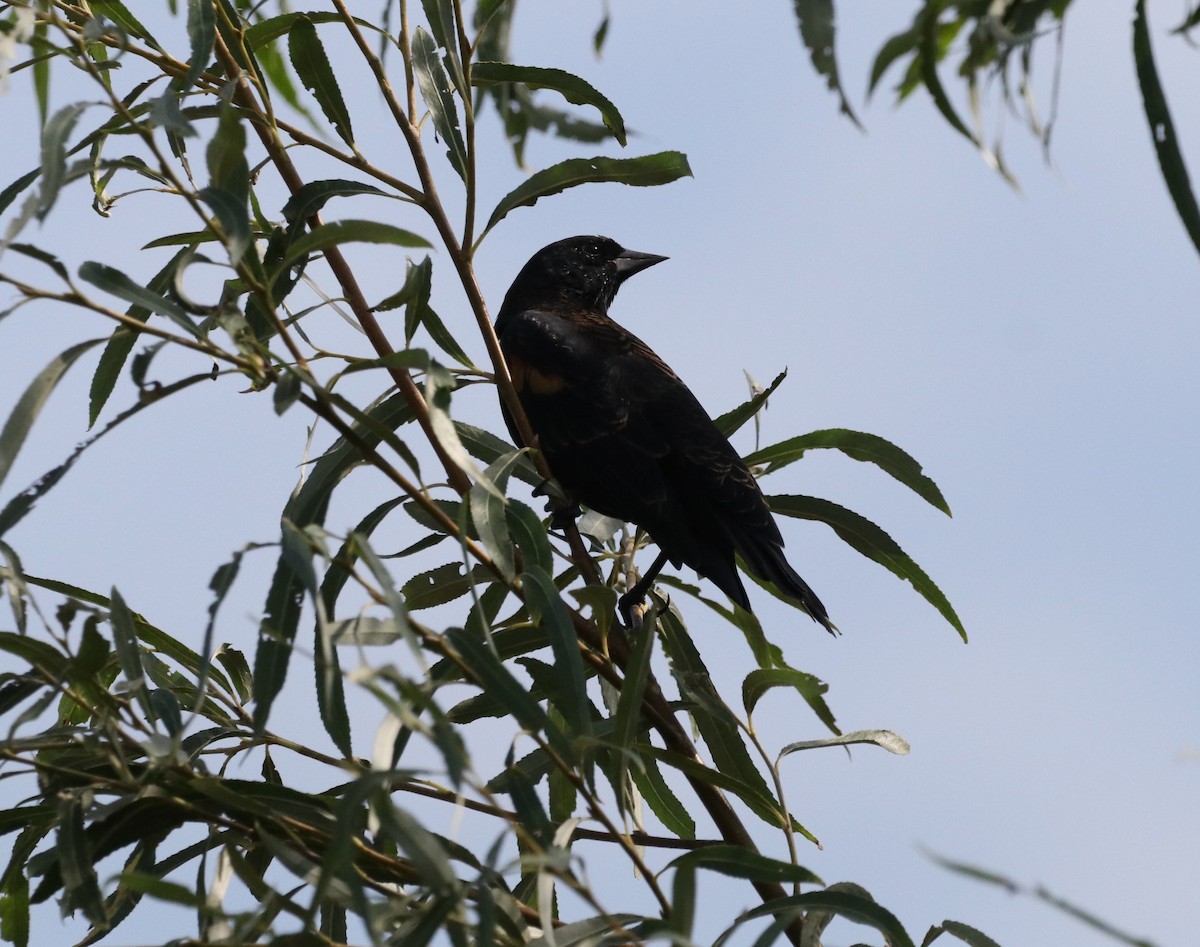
[{"xmin": 1, "ymin": 3, "xmax": 1197, "ymax": 945}]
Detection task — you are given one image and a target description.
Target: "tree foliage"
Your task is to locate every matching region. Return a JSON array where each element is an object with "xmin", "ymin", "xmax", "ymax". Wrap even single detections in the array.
[{"xmin": 0, "ymin": 1, "xmax": 1184, "ymax": 945}]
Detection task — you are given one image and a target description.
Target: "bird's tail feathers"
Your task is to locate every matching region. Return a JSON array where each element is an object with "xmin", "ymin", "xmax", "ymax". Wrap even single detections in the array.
[{"xmin": 737, "ymin": 540, "xmax": 837, "ymax": 635}]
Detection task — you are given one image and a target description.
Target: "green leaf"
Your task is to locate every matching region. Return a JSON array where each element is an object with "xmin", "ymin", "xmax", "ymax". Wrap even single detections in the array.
[
  {"xmin": 1134, "ymin": 0, "xmax": 1200, "ymax": 261},
  {"xmin": 0, "ymin": 870, "xmax": 29, "ymax": 947},
  {"xmin": 470, "ymin": 450, "xmax": 522, "ymax": 582},
  {"xmin": 55, "ymin": 797, "xmax": 106, "ymax": 927},
  {"xmin": 89, "ymin": 248, "xmax": 190, "ymax": 426},
  {"xmin": 638, "ymin": 745, "xmax": 790, "ymax": 833},
  {"xmin": 779, "ymin": 728, "xmax": 910, "ymax": 759},
  {"xmin": 522, "ymin": 566, "xmax": 590, "ymax": 737},
  {"xmin": 77, "ymin": 261, "xmax": 199, "ymax": 337},
  {"xmin": 658, "ymin": 606, "xmax": 778, "ymax": 804},
  {"xmin": 868, "ymin": 26, "xmax": 918, "ymax": 97},
  {"xmin": 411, "ymin": 27, "xmax": 468, "ymax": 181},
  {"xmin": 38, "ymin": 103, "xmax": 89, "ymax": 221},
  {"xmin": 91, "ymin": 1, "xmax": 161, "ymax": 49},
  {"xmin": 281, "ymin": 219, "xmax": 431, "ymax": 266},
  {"xmin": 745, "ymin": 429, "xmax": 950, "ymax": 515},
  {"xmin": 731, "ymin": 890, "xmax": 915, "ymax": 947},
  {"xmin": 930, "ymin": 920, "xmax": 1005, "ymax": 947},
  {"xmin": 0, "ymin": 339, "xmax": 101, "ymax": 494},
  {"xmin": 482, "ymin": 151, "xmax": 692, "ymax": 238},
  {"xmin": 473, "ymin": 62, "xmax": 626, "ymax": 144},
  {"xmin": 768, "ymin": 494, "xmax": 967, "ymax": 640},
  {"xmin": 281, "ymin": 179, "xmax": 388, "ymax": 229},
  {"xmin": 628, "ymin": 743, "xmax": 695, "ymax": 840},
  {"xmin": 742, "ymin": 667, "xmax": 837, "ymax": 733},
  {"xmin": 401, "ymin": 561, "xmax": 491, "ymax": 610},
  {"xmin": 109, "ymin": 587, "xmax": 154, "ymax": 722},
  {"xmin": 183, "ymin": 0, "xmax": 215, "ymax": 88},
  {"xmin": 917, "ymin": 7, "xmax": 974, "ymax": 144},
  {"xmin": 668, "ymin": 845, "xmax": 823, "ymax": 886},
  {"xmin": 453, "ymin": 423, "xmax": 541, "ymax": 486},
  {"xmin": 198, "ymin": 186, "xmax": 251, "ymax": 267},
  {"xmin": 446, "ymin": 627, "xmax": 570, "ymax": 759},
  {"xmin": 288, "ymin": 15, "xmax": 355, "ymax": 146},
  {"xmin": 792, "ymin": 0, "xmax": 861, "ymax": 128},
  {"xmin": 0, "ymin": 169, "xmax": 39, "ymax": 217},
  {"xmin": 714, "ymin": 369, "xmax": 787, "ymax": 438}
]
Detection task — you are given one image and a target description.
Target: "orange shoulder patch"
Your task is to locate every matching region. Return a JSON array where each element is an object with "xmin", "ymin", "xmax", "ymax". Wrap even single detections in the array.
[{"xmin": 506, "ymin": 354, "xmax": 565, "ymax": 395}]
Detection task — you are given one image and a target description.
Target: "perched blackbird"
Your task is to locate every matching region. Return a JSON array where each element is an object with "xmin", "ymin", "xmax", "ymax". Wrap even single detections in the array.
[{"xmin": 495, "ymin": 235, "xmax": 833, "ymax": 632}]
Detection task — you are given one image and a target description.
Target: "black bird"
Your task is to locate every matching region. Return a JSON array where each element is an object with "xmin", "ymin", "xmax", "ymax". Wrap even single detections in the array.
[{"xmin": 495, "ymin": 235, "xmax": 833, "ymax": 632}]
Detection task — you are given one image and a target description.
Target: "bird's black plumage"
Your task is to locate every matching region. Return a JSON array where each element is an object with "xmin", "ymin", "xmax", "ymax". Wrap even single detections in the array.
[{"xmin": 496, "ymin": 235, "xmax": 833, "ymax": 632}]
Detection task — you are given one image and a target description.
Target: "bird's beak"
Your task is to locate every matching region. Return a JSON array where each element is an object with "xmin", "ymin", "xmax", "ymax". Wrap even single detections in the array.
[{"xmin": 613, "ymin": 248, "xmax": 668, "ymax": 282}]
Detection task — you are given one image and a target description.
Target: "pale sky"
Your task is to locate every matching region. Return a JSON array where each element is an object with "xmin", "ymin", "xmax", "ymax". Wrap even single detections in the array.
[{"xmin": 1, "ymin": 3, "xmax": 1196, "ymax": 945}]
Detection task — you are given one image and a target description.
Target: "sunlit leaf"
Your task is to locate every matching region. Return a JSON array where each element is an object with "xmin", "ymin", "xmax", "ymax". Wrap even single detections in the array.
[
  {"xmin": 482, "ymin": 151, "xmax": 692, "ymax": 238},
  {"xmin": 288, "ymin": 15, "xmax": 354, "ymax": 146},
  {"xmin": 473, "ymin": 63, "xmax": 626, "ymax": 144},
  {"xmin": 768, "ymin": 494, "xmax": 966, "ymax": 640},
  {"xmin": 412, "ymin": 27, "xmax": 467, "ymax": 181},
  {"xmin": 0, "ymin": 339, "xmax": 101, "ymax": 494}
]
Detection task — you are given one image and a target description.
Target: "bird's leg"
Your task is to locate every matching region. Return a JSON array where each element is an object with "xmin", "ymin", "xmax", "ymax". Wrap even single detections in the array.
[{"xmin": 618, "ymin": 550, "xmax": 671, "ymax": 626}]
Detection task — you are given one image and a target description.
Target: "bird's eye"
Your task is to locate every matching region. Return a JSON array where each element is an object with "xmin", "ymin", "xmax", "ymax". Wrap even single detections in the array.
[{"xmin": 582, "ymin": 242, "xmax": 602, "ymax": 261}]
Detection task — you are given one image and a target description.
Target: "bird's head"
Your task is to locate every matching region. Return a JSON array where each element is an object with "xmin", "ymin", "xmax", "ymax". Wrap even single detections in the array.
[{"xmin": 499, "ymin": 235, "xmax": 667, "ymax": 316}]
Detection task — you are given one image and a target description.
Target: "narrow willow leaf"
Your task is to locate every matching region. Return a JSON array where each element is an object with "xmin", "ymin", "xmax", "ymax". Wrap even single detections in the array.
[
  {"xmin": 418, "ymin": 0, "xmax": 462, "ymax": 85},
  {"xmin": 426, "ymin": 365, "xmax": 503, "ymax": 499},
  {"xmin": 506, "ymin": 501, "xmax": 553, "ymax": 589},
  {"xmin": 446, "ymin": 627, "xmax": 569, "ymax": 759},
  {"xmin": 917, "ymin": 8, "xmax": 974, "ymax": 144},
  {"xmin": 522, "ymin": 566, "xmax": 590, "ymax": 737},
  {"xmin": 183, "ymin": 0, "xmax": 215, "ymax": 88},
  {"xmin": 612, "ymin": 607, "xmax": 655, "ymax": 766},
  {"xmin": 742, "ymin": 667, "xmax": 837, "ymax": 733},
  {"xmin": 714, "ymin": 369, "xmax": 787, "ymax": 438},
  {"xmin": 669, "ymin": 845, "xmax": 823, "ymax": 886},
  {"xmin": 0, "ymin": 169, "xmax": 39, "ymax": 217},
  {"xmin": 19, "ymin": 575, "xmax": 233, "ymax": 695},
  {"xmin": 746, "ymin": 429, "xmax": 950, "ymax": 515},
  {"xmin": 411, "ymin": 27, "xmax": 467, "ymax": 180},
  {"xmin": 934, "ymin": 920, "xmax": 1005, "ymax": 947},
  {"xmin": 453, "ymin": 423, "xmax": 541, "ymax": 486},
  {"xmin": 281, "ymin": 179, "xmax": 388, "ymax": 229},
  {"xmin": 55, "ymin": 798, "xmax": 106, "ymax": 927},
  {"xmin": 629, "ymin": 742, "xmax": 695, "ymax": 840},
  {"xmin": 37, "ymin": 103, "xmax": 89, "ymax": 221},
  {"xmin": 89, "ymin": 248, "xmax": 189, "ymax": 426},
  {"xmin": 768, "ymin": 494, "xmax": 967, "ymax": 640},
  {"xmin": 77, "ymin": 261, "xmax": 198, "ymax": 337},
  {"xmin": 482, "ymin": 151, "xmax": 692, "ymax": 238},
  {"xmin": 1134, "ymin": 0, "xmax": 1200, "ymax": 260},
  {"xmin": 91, "ymin": 1, "xmax": 161, "ymax": 49},
  {"xmin": 288, "ymin": 16, "xmax": 354, "ymax": 146},
  {"xmin": 0, "ymin": 339, "xmax": 101, "ymax": 493},
  {"xmin": 868, "ymin": 27, "xmax": 919, "ymax": 97},
  {"xmin": 198, "ymin": 186, "xmax": 250, "ymax": 267},
  {"xmin": 792, "ymin": 0, "xmax": 861, "ymax": 128},
  {"xmin": 401, "ymin": 561, "xmax": 492, "ymax": 610},
  {"xmin": 733, "ymin": 890, "xmax": 916, "ymax": 947},
  {"xmin": 472, "ymin": 62, "xmax": 626, "ymax": 144},
  {"xmin": 252, "ymin": 544, "xmax": 308, "ymax": 731},
  {"xmin": 109, "ymin": 587, "xmax": 154, "ymax": 722},
  {"xmin": 281, "ymin": 219, "xmax": 431, "ymax": 266},
  {"xmin": 658, "ymin": 607, "xmax": 778, "ymax": 804},
  {"xmin": 470, "ymin": 451, "xmax": 521, "ymax": 582},
  {"xmin": 32, "ymin": 20, "xmax": 49, "ymax": 130},
  {"xmin": 0, "ymin": 870, "xmax": 30, "ymax": 947},
  {"xmin": 638, "ymin": 745, "xmax": 790, "ymax": 833},
  {"xmin": 779, "ymin": 728, "xmax": 910, "ymax": 759}
]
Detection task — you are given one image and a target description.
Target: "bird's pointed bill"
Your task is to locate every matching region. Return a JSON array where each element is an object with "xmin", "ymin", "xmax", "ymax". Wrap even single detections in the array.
[{"xmin": 614, "ymin": 248, "xmax": 668, "ymax": 281}]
